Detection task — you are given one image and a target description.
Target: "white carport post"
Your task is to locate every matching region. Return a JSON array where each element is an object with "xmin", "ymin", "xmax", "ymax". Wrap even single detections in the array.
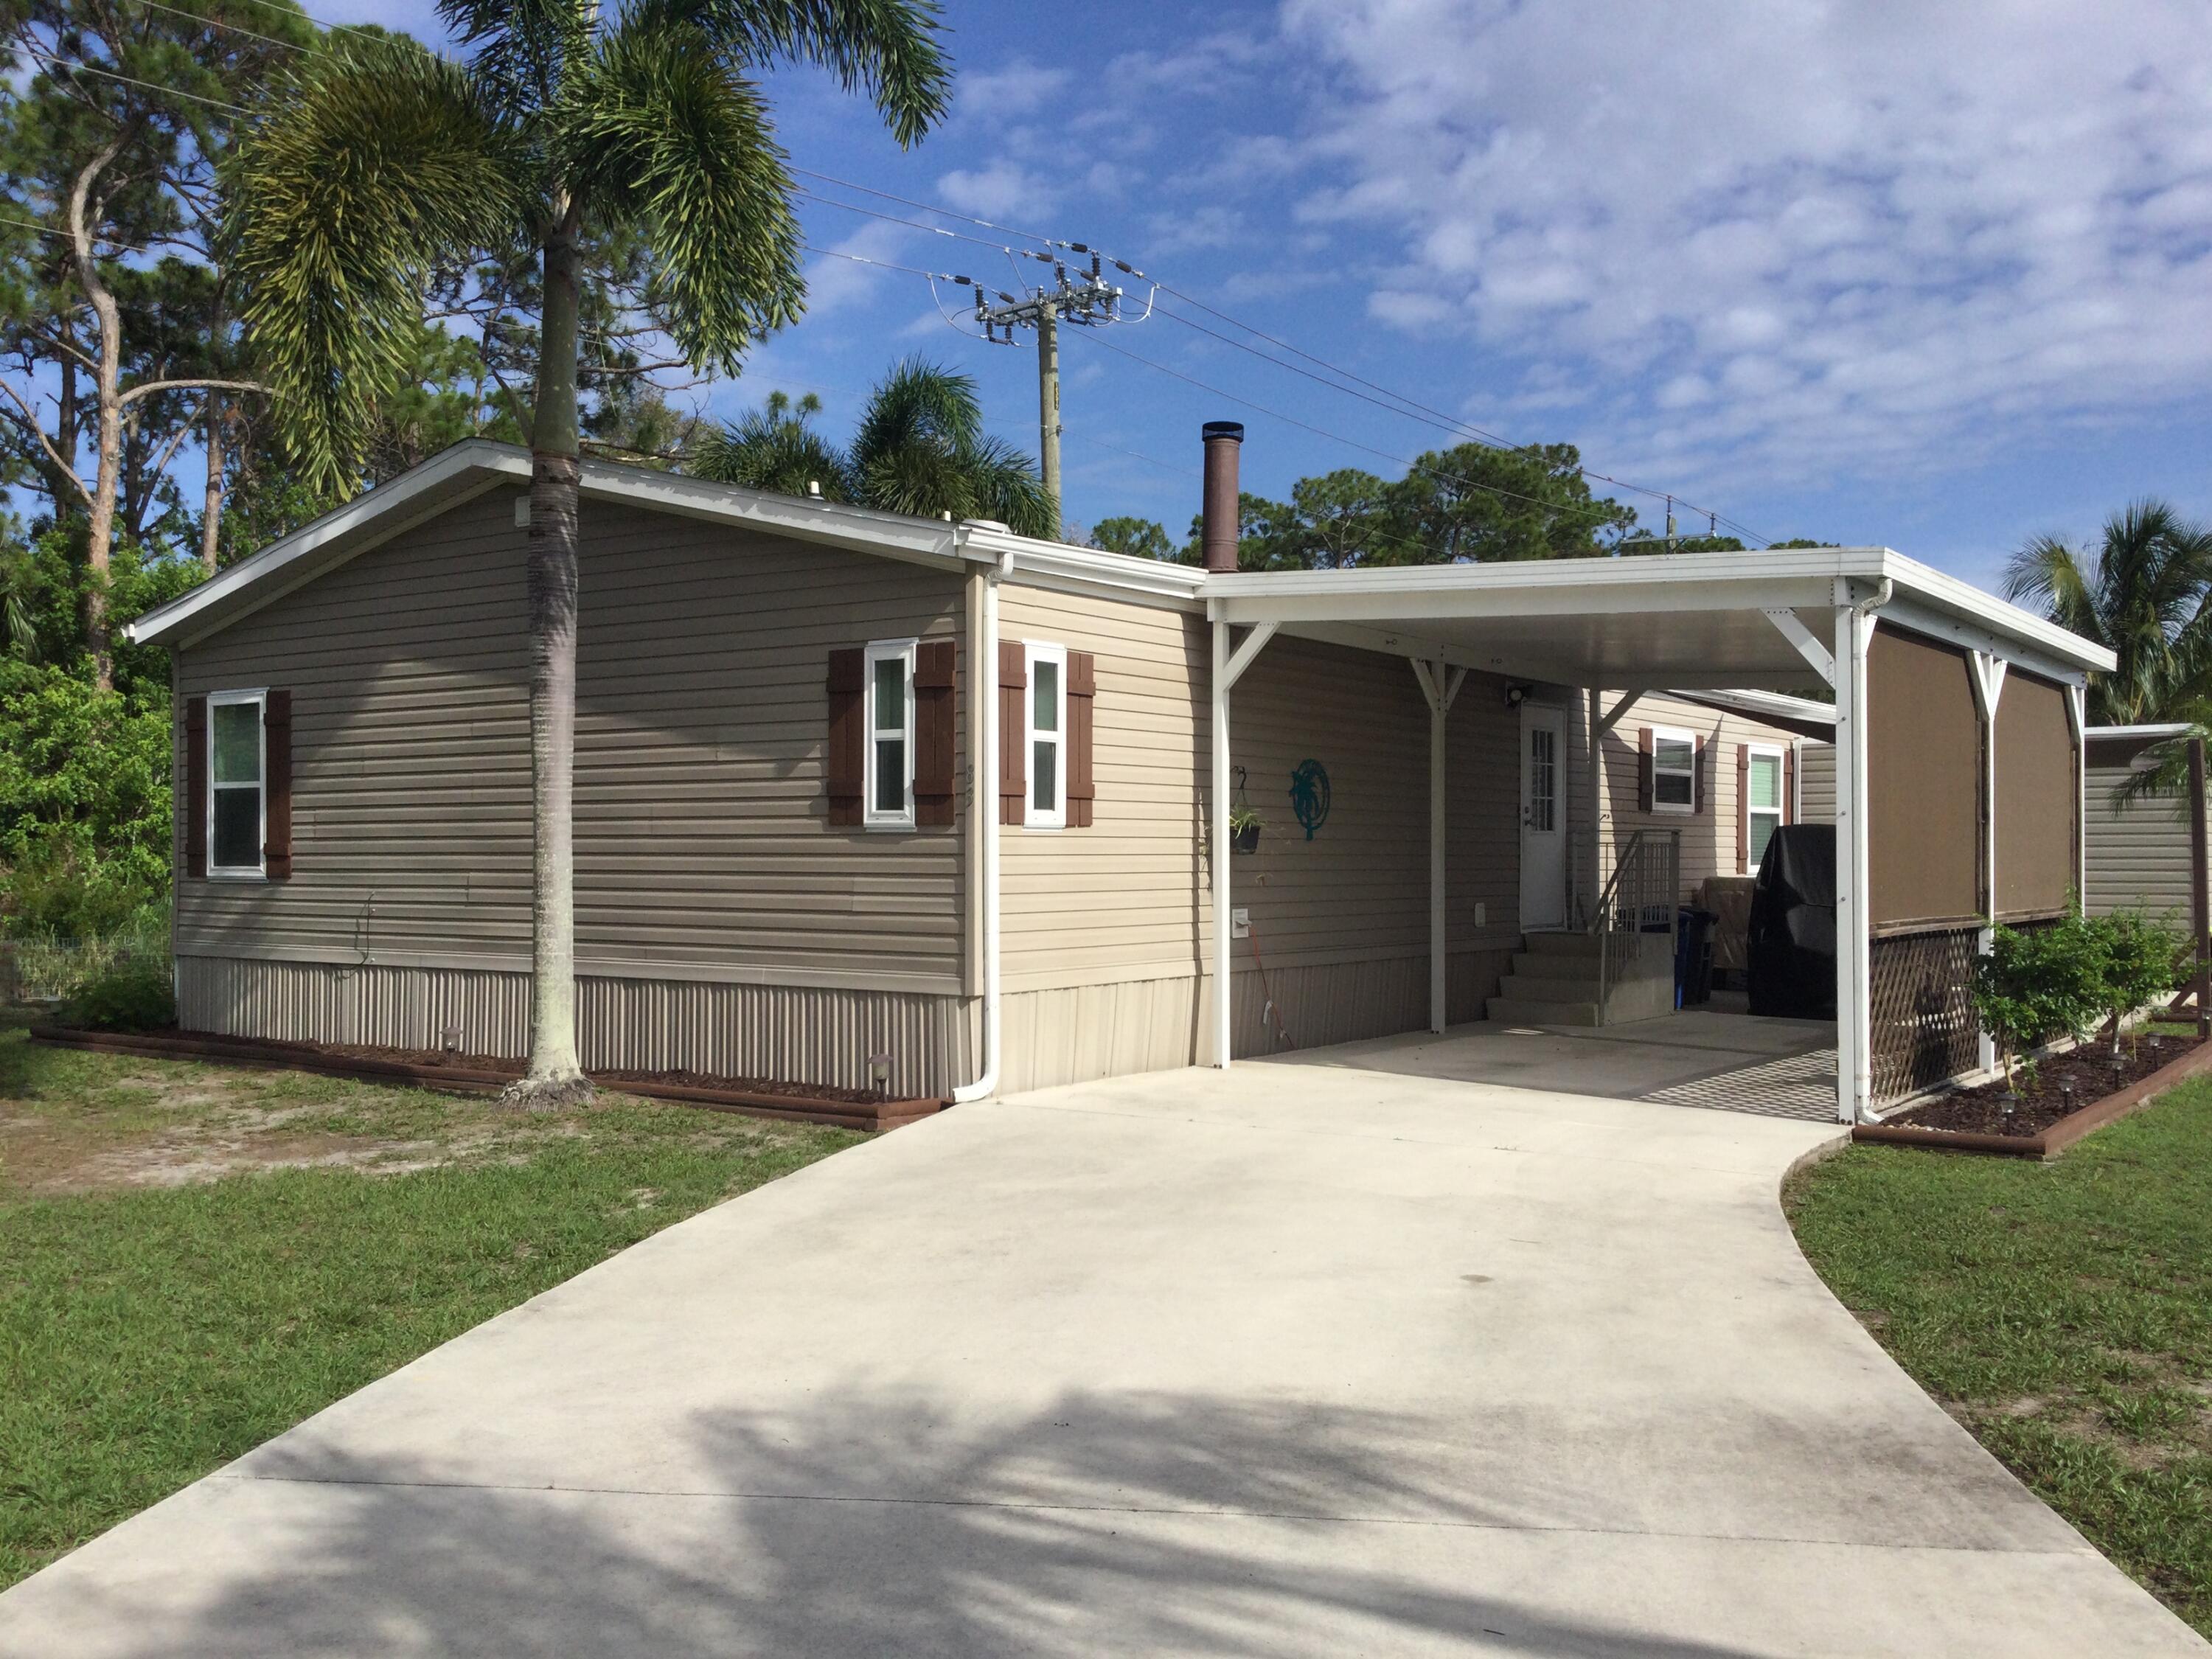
[
  {"xmin": 1211, "ymin": 613, "xmax": 1277, "ymax": 1068},
  {"xmin": 1584, "ymin": 689, "xmax": 1644, "ymax": 927},
  {"xmin": 1969, "ymin": 654, "xmax": 2008, "ymax": 1076},
  {"xmin": 1411, "ymin": 658, "xmax": 1467, "ymax": 1033},
  {"xmin": 1832, "ymin": 588, "xmax": 1879, "ymax": 1124}
]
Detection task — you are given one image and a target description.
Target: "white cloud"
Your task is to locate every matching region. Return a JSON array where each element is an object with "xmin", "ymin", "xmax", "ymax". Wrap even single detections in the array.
[
  {"xmin": 1281, "ymin": 0, "xmax": 2212, "ymax": 490},
  {"xmin": 936, "ymin": 161, "xmax": 1056, "ymax": 220}
]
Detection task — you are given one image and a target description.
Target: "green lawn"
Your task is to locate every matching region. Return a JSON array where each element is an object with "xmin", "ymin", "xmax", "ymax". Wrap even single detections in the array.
[
  {"xmin": 0, "ymin": 1011, "xmax": 858, "ymax": 1590},
  {"xmin": 1787, "ymin": 1077, "xmax": 2212, "ymax": 1636}
]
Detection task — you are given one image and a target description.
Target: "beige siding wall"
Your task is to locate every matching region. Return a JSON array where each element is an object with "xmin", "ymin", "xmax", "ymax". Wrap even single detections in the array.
[
  {"xmin": 174, "ymin": 489, "xmax": 970, "ymax": 992},
  {"xmin": 2084, "ymin": 762, "xmax": 2194, "ymax": 920},
  {"xmin": 1565, "ymin": 692, "xmax": 1822, "ymax": 909},
  {"xmin": 1798, "ymin": 740, "xmax": 1836, "ymax": 824},
  {"xmin": 994, "ymin": 599, "xmax": 1526, "ymax": 1091}
]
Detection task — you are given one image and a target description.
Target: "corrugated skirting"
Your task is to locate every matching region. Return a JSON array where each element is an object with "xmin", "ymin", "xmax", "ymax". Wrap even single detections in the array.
[{"xmin": 176, "ymin": 956, "xmax": 973, "ymax": 1098}]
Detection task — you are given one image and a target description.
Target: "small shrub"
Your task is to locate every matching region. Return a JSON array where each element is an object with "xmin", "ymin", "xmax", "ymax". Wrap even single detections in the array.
[
  {"xmin": 2090, "ymin": 908, "xmax": 2183, "ymax": 1054},
  {"xmin": 1972, "ymin": 918, "xmax": 2105, "ymax": 1089},
  {"xmin": 60, "ymin": 956, "xmax": 175, "ymax": 1033}
]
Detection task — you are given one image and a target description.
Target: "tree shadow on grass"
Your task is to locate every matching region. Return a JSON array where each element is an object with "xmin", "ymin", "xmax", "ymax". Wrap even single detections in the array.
[{"xmin": 31, "ymin": 1385, "xmax": 1775, "ymax": 1659}]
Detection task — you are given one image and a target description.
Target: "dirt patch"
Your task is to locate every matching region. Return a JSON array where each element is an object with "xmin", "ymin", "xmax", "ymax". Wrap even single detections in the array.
[{"xmin": 1892, "ymin": 1034, "xmax": 2205, "ymax": 1138}]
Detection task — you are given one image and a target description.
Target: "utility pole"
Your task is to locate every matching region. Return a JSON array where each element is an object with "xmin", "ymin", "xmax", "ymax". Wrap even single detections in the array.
[
  {"xmin": 1037, "ymin": 299, "xmax": 1060, "ymax": 510},
  {"xmin": 975, "ymin": 246, "xmax": 1149, "ymax": 532}
]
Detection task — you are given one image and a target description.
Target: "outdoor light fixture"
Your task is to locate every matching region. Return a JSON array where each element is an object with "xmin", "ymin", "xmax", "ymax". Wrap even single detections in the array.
[{"xmin": 1504, "ymin": 684, "xmax": 1531, "ymax": 709}]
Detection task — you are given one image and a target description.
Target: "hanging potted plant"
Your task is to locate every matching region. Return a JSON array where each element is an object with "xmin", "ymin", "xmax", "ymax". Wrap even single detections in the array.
[{"xmin": 1230, "ymin": 802, "xmax": 1262, "ymax": 855}]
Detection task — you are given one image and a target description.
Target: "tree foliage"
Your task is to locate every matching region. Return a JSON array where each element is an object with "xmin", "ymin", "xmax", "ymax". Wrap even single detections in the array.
[{"xmin": 693, "ymin": 361, "xmax": 1055, "ymax": 537}]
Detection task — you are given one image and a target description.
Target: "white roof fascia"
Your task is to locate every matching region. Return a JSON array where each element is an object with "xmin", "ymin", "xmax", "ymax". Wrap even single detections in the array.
[
  {"xmin": 2087, "ymin": 723, "xmax": 2193, "ymax": 740},
  {"xmin": 1670, "ymin": 688, "xmax": 1839, "ymax": 727},
  {"xmin": 966, "ymin": 523, "xmax": 1206, "ymax": 609}
]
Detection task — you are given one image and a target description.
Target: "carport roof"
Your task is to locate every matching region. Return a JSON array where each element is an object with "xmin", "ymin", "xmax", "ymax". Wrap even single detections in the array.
[{"xmin": 1206, "ymin": 549, "xmax": 2115, "ymax": 690}]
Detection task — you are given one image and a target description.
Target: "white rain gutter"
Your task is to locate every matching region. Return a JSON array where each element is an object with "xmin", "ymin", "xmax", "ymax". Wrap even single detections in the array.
[{"xmin": 953, "ymin": 546, "xmax": 1015, "ymax": 1103}]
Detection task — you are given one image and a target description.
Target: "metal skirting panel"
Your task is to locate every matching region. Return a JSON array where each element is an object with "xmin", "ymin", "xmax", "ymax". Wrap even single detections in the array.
[
  {"xmin": 578, "ymin": 977, "xmax": 971, "ymax": 1099},
  {"xmin": 1001, "ymin": 975, "xmax": 1206, "ymax": 1095},
  {"xmin": 180, "ymin": 956, "xmax": 528, "ymax": 1057},
  {"xmin": 1868, "ymin": 928, "xmax": 1983, "ymax": 1105},
  {"xmin": 176, "ymin": 956, "xmax": 973, "ymax": 1098}
]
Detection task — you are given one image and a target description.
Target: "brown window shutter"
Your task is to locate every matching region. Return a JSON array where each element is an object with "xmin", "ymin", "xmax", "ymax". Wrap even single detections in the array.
[
  {"xmin": 184, "ymin": 694, "xmax": 207, "ymax": 878},
  {"xmin": 1735, "ymin": 742, "xmax": 1750, "ymax": 873},
  {"xmin": 263, "ymin": 689, "xmax": 294, "ymax": 880},
  {"xmin": 914, "ymin": 639, "xmax": 957, "ymax": 827},
  {"xmin": 1783, "ymin": 745, "xmax": 1795, "ymax": 826},
  {"xmin": 998, "ymin": 639, "xmax": 1027, "ymax": 826},
  {"xmin": 1068, "ymin": 651, "xmax": 1096, "ymax": 828},
  {"xmin": 1694, "ymin": 735, "xmax": 1708, "ymax": 814},
  {"xmin": 1637, "ymin": 726, "xmax": 1654, "ymax": 814},
  {"xmin": 826, "ymin": 648, "xmax": 865, "ymax": 827}
]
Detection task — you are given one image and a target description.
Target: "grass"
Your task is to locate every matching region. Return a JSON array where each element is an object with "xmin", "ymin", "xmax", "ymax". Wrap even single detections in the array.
[
  {"xmin": 1787, "ymin": 1071, "xmax": 2212, "ymax": 1636},
  {"xmin": 0, "ymin": 1010, "xmax": 859, "ymax": 1590}
]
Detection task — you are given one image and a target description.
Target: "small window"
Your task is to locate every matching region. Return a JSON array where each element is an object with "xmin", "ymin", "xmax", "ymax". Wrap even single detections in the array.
[
  {"xmin": 208, "ymin": 689, "xmax": 266, "ymax": 876},
  {"xmin": 1746, "ymin": 745, "xmax": 1784, "ymax": 872},
  {"xmin": 1026, "ymin": 641, "xmax": 1065, "ymax": 829},
  {"xmin": 864, "ymin": 640, "xmax": 915, "ymax": 829},
  {"xmin": 1652, "ymin": 726, "xmax": 1696, "ymax": 813}
]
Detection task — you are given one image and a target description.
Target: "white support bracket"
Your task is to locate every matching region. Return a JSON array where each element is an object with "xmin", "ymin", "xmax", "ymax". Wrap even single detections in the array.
[
  {"xmin": 1594, "ymin": 689, "xmax": 1643, "ymax": 740},
  {"xmin": 1764, "ymin": 608, "xmax": 1836, "ymax": 687},
  {"xmin": 1411, "ymin": 657, "xmax": 1465, "ymax": 1034},
  {"xmin": 1968, "ymin": 652, "xmax": 2008, "ymax": 722},
  {"xmin": 1222, "ymin": 622, "xmax": 1278, "ymax": 692}
]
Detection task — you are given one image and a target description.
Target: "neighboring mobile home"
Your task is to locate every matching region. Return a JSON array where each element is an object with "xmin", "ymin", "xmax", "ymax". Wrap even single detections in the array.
[
  {"xmin": 127, "ymin": 431, "xmax": 2112, "ymax": 1121},
  {"xmin": 2082, "ymin": 723, "xmax": 2200, "ymax": 922}
]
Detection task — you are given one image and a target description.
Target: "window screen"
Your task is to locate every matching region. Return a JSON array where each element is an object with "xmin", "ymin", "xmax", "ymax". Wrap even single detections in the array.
[
  {"xmin": 1653, "ymin": 731, "xmax": 1695, "ymax": 809},
  {"xmin": 209, "ymin": 696, "xmax": 264, "ymax": 873},
  {"xmin": 1747, "ymin": 750, "xmax": 1782, "ymax": 870}
]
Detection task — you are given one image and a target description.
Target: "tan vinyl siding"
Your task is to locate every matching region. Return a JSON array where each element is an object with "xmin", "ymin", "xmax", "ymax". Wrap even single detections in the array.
[
  {"xmin": 997, "ymin": 584, "xmax": 1210, "ymax": 987},
  {"xmin": 174, "ymin": 489, "xmax": 969, "ymax": 992},
  {"xmin": 2084, "ymin": 762, "xmax": 2194, "ymax": 921},
  {"xmin": 1565, "ymin": 692, "xmax": 1817, "ymax": 908},
  {"xmin": 1798, "ymin": 740, "xmax": 1836, "ymax": 824}
]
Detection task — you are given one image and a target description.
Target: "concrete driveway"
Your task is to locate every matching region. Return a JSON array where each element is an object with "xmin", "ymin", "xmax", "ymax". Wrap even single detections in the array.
[{"xmin": 2, "ymin": 1032, "xmax": 2201, "ymax": 1657}]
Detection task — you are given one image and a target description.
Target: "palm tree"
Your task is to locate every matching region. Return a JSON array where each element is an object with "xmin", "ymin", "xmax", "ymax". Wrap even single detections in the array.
[
  {"xmin": 228, "ymin": 2, "xmax": 950, "ymax": 1104},
  {"xmin": 2003, "ymin": 500, "xmax": 2212, "ymax": 726},
  {"xmin": 694, "ymin": 358, "xmax": 1056, "ymax": 537}
]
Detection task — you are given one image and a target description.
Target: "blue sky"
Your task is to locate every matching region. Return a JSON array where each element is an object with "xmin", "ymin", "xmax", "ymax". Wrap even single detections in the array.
[{"xmin": 326, "ymin": 0, "xmax": 2212, "ymax": 593}]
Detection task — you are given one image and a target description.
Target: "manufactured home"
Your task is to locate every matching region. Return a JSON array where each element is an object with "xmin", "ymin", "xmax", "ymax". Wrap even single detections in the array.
[{"xmin": 125, "ymin": 428, "xmax": 2112, "ymax": 1121}]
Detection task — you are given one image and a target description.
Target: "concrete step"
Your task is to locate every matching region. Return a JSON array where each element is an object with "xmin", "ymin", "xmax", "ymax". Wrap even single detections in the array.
[
  {"xmin": 1486, "ymin": 995, "xmax": 1604, "ymax": 1027},
  {"xmin": 1523, "ymin": 931, "xmax": 1605, "ymax": 958},
  {"xmin": 1500, "ymin": 969, "xmax": 1604, "ymax": 1003},
  {"xmin": 1509, "ymin": 954, "xmax": 1672, "ymax": 990}
]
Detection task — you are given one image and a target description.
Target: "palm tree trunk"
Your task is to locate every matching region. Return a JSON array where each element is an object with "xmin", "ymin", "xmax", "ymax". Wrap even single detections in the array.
[
  {"xmin": 512, "ymin": 206, "xmax": 589, "ymax": 1102},
  {"xmin": 201, "ymin": 393, "xmax": 226, "ymax": 574}
]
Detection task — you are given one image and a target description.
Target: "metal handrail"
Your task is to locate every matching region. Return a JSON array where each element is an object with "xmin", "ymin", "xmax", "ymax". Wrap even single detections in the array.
[{"xmin": 1587, "ymin": 830, "xmax": 1681, "ymax": 1014}]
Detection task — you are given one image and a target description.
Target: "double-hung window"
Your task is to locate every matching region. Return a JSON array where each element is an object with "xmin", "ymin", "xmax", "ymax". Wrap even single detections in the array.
[
  {"xmin": 208, "ymin": 689, "xmax": 267, "ymax": 877},
  {"xmin": 1025, "ymin": 641, "xmax": 1066, "ymax": 828},
  {"xmin": 864, "ymin": 640, "xmax": 916, "ymax": 829},
  {"xmin": 1651, "ymin": 726, "xmax": 1696, "ymax": 813},
  {"xmin": 1745, "ymin": 744, "xmax": 1784, "ymax": 872}
]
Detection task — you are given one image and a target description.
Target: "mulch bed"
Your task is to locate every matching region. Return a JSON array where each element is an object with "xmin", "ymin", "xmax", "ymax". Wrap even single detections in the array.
[
  {"xmin": 28, "ymin": 1026, "xmax": 942, "ymax": 1133},
  {"xmin": 1892, "ymin": 1033, "xmax": 2205, "ymax": 1138},
  {"xmin": 1854, "ymin": 1029, "xmax": 2212, "ymax": 1160}
]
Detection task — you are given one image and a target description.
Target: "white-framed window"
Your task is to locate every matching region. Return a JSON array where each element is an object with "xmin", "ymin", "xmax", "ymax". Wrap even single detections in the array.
[
  {"xmin": 207, "ymin": 688, "xmax": 268, "ymax": 877},
  {"xmin": 1746, "ymin": 743, "xmax": 1784, "ymax": 873},
  {"xmin": 863, "ymin": 639, "xmax": 916, "ymax": 830},
  {"xmin": 1025, "ymin": 641, "xmax": 1066, "ymax": 829},
  {"xmin": 1652, "ymin": 726, "xmax": 1697, "ymax": 813}
]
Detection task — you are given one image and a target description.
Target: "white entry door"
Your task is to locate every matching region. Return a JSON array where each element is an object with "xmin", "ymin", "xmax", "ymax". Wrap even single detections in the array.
[{"xmin": 1520, "ymin": 704, "xmax": 1567, "ymax": 930}]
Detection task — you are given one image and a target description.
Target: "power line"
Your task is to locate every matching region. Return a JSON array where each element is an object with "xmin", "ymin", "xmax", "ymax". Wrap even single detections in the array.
[
  {"xmin": 18, "ymin": 46, "xmax": 251, "ymax": 113},
  {"xmin": 787, "ymin": 167, "xmax": 1056, "ymax": 249},
  {"xmin": 131, "ymin": 0, "xmax": 317, "ymax": 55}
]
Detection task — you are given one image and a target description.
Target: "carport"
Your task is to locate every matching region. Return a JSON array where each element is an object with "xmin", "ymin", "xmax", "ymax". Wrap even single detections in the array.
[{"xmin": 1202, "ymin": 548, "xmax": 2114, "ymax": 1123}]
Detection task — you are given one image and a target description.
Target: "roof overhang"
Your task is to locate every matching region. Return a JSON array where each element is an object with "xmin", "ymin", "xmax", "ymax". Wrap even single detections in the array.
[
  {"xmin": 1206, "ymin": 549, "xmax": 2115, "ymax": 689},
  {"xmin": 1672, "ymin": 688, "xmax": 1838, "ymax": 740}
]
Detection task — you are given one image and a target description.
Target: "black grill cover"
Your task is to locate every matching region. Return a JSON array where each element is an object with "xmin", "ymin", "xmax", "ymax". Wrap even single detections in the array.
[{"xmin": 1747, "ymin": 824, "xmax": 1837, "ymax": 1019}]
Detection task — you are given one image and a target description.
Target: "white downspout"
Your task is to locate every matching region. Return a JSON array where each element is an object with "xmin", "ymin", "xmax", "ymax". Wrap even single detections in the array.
[{"xmin": 953, "ymin": 549, "xmax": 1012, "ymax": 1102}]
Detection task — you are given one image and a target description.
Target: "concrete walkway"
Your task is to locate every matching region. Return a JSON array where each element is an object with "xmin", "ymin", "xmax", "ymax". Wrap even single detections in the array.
[{"xmin": 2, "ymin": 1032, "xmax": 2201, "ymax": 1657}]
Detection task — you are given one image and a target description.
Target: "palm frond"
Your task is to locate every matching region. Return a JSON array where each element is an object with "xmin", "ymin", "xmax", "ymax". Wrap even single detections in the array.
[
  {"xmin": 638, "ymin": 0, "xmax": 952, "ymax": 145},
  {"xmin": 567, "ymin": 19, "xmax": 805, "ymax": 371},
  {"xmin": 692, "ymin": 404, "xmax": 855, "ymax": 499},
  {"xmin": 849, "ymin": 357, "xmax": 981, "ymax": 476},
  {"xmin": 858, "ymin": 433, "xmax": 973, "ymax": 522},
  {"xmin": 225, "ymin": 38, "xmax": 524, "ymax": 496},
  {"xmin": 2002, "ymin": 532, "xmax": 2102, "ymax": 637},
  {"xmin": 961, "ymin": 434, "xmax": 1055, "ymax": 538}
]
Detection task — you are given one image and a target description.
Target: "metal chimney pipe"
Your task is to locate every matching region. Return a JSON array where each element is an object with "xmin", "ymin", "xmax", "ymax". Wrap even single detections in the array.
[{"xmin": 1201, "ymin": 421, "xmax": 1245, "ymax": 573}]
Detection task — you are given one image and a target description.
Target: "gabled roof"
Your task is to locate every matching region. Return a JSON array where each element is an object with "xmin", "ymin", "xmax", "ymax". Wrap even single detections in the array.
[
  {"xmin": 127, "ymin": 440, "xmax": 1202, "ymax": 649},
  {"xmin": 128, "ymin": 440, "xmax": 2115, "ymax": 691}
]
